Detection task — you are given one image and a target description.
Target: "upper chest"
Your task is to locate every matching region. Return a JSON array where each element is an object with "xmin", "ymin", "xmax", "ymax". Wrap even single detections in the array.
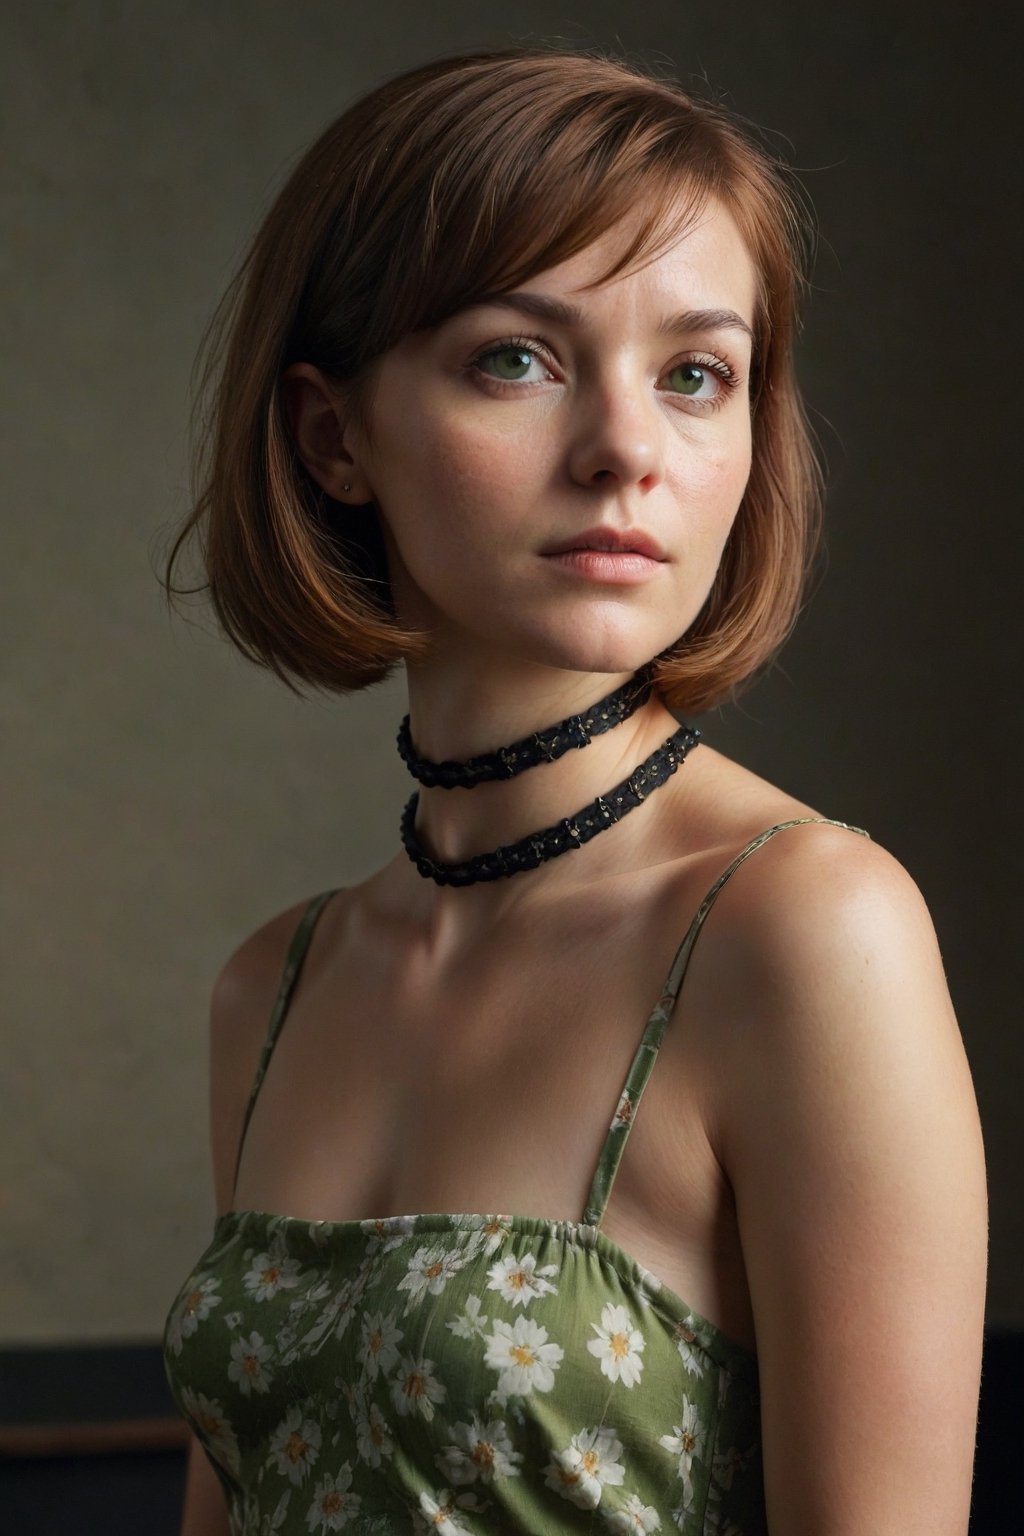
[
  {"xmin": 231, "ymin": 853, "xmax": 757, "ymax": 1339},
  {"xmin": 237, "ymin": 859, "xmax": 716, "ymax": 1185}
]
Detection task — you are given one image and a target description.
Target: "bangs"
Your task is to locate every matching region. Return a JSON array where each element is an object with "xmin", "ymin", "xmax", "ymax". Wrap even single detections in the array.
[
  {"xmin": 413, "ymin": 123, "xmax": 717, "ymax": 328},
  {"xmin": 311, "ymin": 58, "xmax": 737, "ymax": 367}
]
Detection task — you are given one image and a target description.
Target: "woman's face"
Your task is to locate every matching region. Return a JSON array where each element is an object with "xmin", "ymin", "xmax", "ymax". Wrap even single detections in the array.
[{"xmin": 350, "ymin": 196, "xmax": 757, "ymax": 677}]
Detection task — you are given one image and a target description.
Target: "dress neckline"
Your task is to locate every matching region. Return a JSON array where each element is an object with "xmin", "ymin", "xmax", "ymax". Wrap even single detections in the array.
[{"xmin": 210, "ymin": 1203, "xmax": 759, "ymax": 1371}]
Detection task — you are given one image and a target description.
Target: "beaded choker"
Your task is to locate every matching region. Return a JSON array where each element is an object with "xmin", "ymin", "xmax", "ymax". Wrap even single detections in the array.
[
  {"xmin": 396, "ymin": 668, "xmax": 654, "ymax": 789},
  {"xmin": 400, "ymin": 724, "xmax": 701, "ymax": 887}
]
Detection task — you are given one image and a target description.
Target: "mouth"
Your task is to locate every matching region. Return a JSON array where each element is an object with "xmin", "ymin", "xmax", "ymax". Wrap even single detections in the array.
[{"xmin": 541, "ymin": 527, "xmax": 667, "ymax": 561}]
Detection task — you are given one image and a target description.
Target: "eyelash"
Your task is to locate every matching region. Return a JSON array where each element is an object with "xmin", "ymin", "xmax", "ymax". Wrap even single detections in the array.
[{"xmin": 468, "ymin": 333, "xmax": 743, "ymax": 408}]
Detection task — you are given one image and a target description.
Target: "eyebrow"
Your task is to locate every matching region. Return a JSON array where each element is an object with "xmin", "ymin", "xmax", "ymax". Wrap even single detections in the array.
[{"xmin": 474, "ymin": 290, "xmax": 755, "ymax": 345}]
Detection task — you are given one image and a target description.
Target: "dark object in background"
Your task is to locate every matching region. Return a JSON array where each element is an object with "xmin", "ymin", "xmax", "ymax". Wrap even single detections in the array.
[
  {"xmin": 970, "ymin": 1328, "xmax": 1024, "ymax": 1534},
  {"xmin": 0, "ymin": 1334, "xmax": 1019, "ymax": 1535},
  {"xmin": 0, "ymin": 1343, "xmax": 186, "ymax": 1536}
]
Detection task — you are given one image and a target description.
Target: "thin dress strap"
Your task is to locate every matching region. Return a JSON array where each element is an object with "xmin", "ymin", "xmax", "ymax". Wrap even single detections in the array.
[
  {"xmin": 581, "ymin": 817, "xmax": 871, "ymax": 1228},
  {"xmin": 230, "ymin": 890, "xmax": 340, "ymax": 1201}
]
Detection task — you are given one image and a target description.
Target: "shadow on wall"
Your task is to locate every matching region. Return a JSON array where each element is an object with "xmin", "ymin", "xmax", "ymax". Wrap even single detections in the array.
[{"xmin": 0, "ymin": 1334, "xmax": 1020, "ymax": 1533}]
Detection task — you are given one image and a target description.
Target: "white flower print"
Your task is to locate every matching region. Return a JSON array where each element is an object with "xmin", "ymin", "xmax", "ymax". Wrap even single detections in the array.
[
  {"xmin": 358, "ymin": 1309, "xmax": 402, "ymax": 1380},
  {"xmin": 304, "ymin": 1464, "xmax": 360, "ymax": 1531},
  {"xmin": 446, "ymin": 1294, "xmax": 489, "ymax": 1340},
  {"xmin": 290, "ymin": 1277, "xmax": 333, "ymax": 1315},
  {"xmin": 166, "ymin": 1276, "xmax": 222, "ymax": 1353},
  {"xmin": 587, "ymin": 1303, "xmax": 645, "ymax": 1387},
  {"xmin": 268, "ymin": 1404, "xmax": 322, "ymax": 1484},
  {"xmin": 244, "ymin": 1246, "xmax": 304, "ymax": 1302},
  {"xmin": 287, "ymin": 1271, "xmax": 368, "ymax": 1362},
  {"xmin": 417, "ymin": 1490, "xmax": 464, "ymax": 1535},
  {"xmin": 459, "ymin": 1214, "xmax": 514, "ymax": 1256},
  {"xmin": 484, "ymin": 1316, "xmax": 564, "ymax": 1397},
  {"xmin": 391, "ymin": 1354, "xmax": 446, "ymax": 1421},
  {"xmin": 563, "ymin": 1220, "xmax": 591, "ymax": 1246},
  {"xmin": 543, "ymin": 1425, "xmax": 625, "ymax": 1509},
  {"xmin": 224, "ymin": 1309, "xmax": 243, "ymax": 1330},
  {"xmin": 673, "ymin": 1316, "xmax": 708, "ymax": 1379},
  {"xmin": 436, "ymin": 1414, "xmax": 522, "ymax": 1485},
  {"xmin": 263, "ymin": 1489, "xmax": 291, "ymax": 1532},
  {"xmin": 360, "ymin": 1214, "xmax": 417, "ymax": 1252},
  {"xmin": 607, "ymin": 1492, "xmax": 662, "ymax": 1532},
  {"xmin": 414, "ymin": 1486, "xmax": 488, "ymax": 1536},
  {"xmin": 179, "ymin": 1388, "xmax": 240, "ymax": 1476},
  {"xmin": 397, "ymin": 1244, "xmax": 468, "ymax": 1310},
  {"xmin": 610, "ymin": 1089, "xmax": 634, "ymax": 1131},
  {"xmin": 228, "ymin": 1331, "xmax": 274, "ymax": 1397},
  {"xmin": 354, "ymin": 1400, "xmax": 393, "ymax": 1468},
  {"xmin": 670, "ymin": 1477, "xmax": 698, "ymax": 1530},
  {"xmin": 658, "ymin": 1402, "xmax": 705, "ymax": 1479},
  {"xmin": 486, "ymin": 1252, "xmax": 559, "ymax": 1308}
]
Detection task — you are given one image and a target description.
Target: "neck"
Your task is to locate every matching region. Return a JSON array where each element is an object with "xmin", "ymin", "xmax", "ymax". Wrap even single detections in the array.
[{"xmin": 400, "ymin": 654, "xmax": 686, "ymax": 888}]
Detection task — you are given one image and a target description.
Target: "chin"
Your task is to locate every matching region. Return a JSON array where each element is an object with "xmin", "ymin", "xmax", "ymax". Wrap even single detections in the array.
[
  {"xmin": 416, "ymin": 591, "xmax": 694, "ymax": 679},
  {"xmin": 497, "ymin": 621, "xmax": 678, "ymax": 680}
]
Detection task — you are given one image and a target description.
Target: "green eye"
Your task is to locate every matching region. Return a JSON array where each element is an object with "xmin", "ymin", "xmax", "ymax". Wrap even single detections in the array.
[
  {"xmin": 668, "ymin": 364, "xmax": 709, "ymax": 397},
  {"xmin": 482, "ymin": 347, "xmax": 534, "ymax": 380}
]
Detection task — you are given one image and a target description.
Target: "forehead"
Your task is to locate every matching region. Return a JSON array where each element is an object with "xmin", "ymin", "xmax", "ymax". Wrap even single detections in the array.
[{"xmin": 514, "ymin": 198, "xmax": 757, "ymax": 329}]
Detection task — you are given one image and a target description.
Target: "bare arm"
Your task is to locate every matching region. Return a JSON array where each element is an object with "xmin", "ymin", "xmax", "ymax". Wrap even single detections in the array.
[
  {"xmin": 709, "ymin": 827, "xmax": 987, "ymax": 1535},
  {"xmin": 177, "ymin": 899, "xmax": 309, "ymax": 1536},
  {"xmin": 179, "ymin": 1436, "xmax": 230, "ymax": 1536}
]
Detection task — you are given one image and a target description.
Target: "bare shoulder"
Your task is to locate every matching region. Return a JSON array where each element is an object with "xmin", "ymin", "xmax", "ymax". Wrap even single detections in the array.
[
  {"xmin": 209, "ymin": 896, "xmax": 320, "ymax": 1064},
  {"xmin": 207, "ymin": 893, "xmax": 337, "ymax": 1214},
  {"xmin": 691, "ymin": 814, "xmax": 972, "ymax": 1172},
  {"xmin": 676, "ymin": 744, "xmax": 922, "ymax": 970},
  {"xmin": 696, "ymin": 815, "xmax": 952, "ymax": 1045},
  {"xmin": 210, "ymin": 897, "xmax": 316, "ymax": 1040},
  {"xmin": 713, "ymin": 811, "xmax": 917, "ymax": 939}
]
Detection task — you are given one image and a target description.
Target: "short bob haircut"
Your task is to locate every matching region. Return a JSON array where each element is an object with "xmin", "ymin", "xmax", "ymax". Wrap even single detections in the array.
[{"xmin": 165, "ymin": 47, "xmax": 822, "ymax": 714}]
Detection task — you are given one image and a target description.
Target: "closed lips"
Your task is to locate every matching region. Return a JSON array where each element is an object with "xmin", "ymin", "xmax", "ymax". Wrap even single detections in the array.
[{"xmin": 543, "ymin": 529, "xmax": 666, "ymax": 559}]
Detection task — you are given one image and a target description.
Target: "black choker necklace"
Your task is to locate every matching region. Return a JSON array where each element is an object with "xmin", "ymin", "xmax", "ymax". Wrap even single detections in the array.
[
  {"xmin": 396, "ymin": 668, "xmax": 653, "ymax": 789},
  {"xmin": 400, "ymin": 724, "xmax": 701, "ymax": 887}
]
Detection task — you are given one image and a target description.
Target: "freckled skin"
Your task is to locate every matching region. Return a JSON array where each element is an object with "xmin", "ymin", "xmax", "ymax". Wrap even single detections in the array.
[{"xmin": 349, "ymin": 198, "xmax": 756, "ymax": 680}]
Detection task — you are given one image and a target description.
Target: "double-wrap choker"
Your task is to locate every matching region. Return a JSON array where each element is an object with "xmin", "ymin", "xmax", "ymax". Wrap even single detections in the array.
[
  {"xmin": 400, "ymin": 724, "xmax": 701, "ymax": 887},
  {"xmin": 398, "ymin": 670, "xmax": 702, "ymax": 888}
]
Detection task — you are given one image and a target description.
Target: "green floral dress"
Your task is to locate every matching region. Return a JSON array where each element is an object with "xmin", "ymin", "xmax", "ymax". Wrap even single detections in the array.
[{"xmin": 164, "ymin": 818, "xmax": 870, "ymax": 1534}]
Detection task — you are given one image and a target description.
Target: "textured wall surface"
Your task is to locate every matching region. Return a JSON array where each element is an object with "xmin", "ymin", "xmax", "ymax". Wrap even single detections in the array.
[{"xmin": 2, "ymin": 0, "xmax": 1018, "ymax": 1340}]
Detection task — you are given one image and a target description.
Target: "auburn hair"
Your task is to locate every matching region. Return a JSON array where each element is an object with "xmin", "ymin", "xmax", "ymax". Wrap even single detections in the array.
[{"xmin": 164, "ymin": 46, "xmax": 822, "ymax": 713}]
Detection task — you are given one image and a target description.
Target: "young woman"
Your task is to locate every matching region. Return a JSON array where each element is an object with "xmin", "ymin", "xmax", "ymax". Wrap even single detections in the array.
[{"xmin": 162, "ymin": 48, "xmax": 987, "ymax": 1536}]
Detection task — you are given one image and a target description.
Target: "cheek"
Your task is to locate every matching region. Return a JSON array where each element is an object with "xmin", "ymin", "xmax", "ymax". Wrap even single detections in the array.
[
  {"xmin": 675, "ymin": 425, "xmax": 752, "ymax": 529},
  {"xmin": 378, "ymin": 398, "xmax": 527, "ymax": 508},
  {"xmin": 720, "ymin": 443, "xmax": 753, "ymax": 516}
]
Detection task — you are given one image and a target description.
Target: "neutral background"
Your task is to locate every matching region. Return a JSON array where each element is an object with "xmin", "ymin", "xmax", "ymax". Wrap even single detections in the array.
[{"xmin": 3, "ymin": 0, "xmax": 1019, "ymax": 1342}]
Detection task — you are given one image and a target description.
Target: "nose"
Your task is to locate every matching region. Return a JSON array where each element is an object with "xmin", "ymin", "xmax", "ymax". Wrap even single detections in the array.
[{"xmin": 566, "ymin": 379, "xmax": 665, "ymax": 491}]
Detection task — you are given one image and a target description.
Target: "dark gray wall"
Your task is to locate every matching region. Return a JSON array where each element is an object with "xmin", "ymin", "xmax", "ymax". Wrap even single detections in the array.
[{"xmin": 2, "ymin": 0, "xmax": 1019, "ymax": 1338}]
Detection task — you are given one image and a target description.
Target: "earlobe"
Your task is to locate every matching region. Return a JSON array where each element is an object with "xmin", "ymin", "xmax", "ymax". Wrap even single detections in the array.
[{"xmin": 280, "ymin": 362, "xmax": 367, "ymax": 502}]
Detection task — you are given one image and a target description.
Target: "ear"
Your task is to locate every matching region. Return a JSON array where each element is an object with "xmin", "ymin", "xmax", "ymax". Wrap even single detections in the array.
[{"xmin": 279, "ymin": 363, "xmax": 372, "ymax": 503}]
